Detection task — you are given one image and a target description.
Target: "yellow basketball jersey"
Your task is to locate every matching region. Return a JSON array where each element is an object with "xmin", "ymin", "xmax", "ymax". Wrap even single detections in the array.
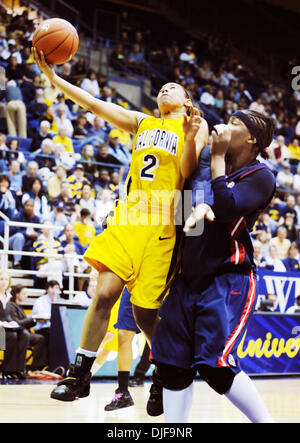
[{"xmin": 124, "ymin": 116, "xmax": 186, "ymax": 219}]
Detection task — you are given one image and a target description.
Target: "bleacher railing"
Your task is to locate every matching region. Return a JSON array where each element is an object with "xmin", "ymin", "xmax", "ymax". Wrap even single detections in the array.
[{"xmin": 0, "ymin": 214, "xmax": 90, "ymax": 299}]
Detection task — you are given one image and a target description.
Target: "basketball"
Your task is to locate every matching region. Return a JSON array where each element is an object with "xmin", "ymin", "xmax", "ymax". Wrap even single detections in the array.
[{"xmin": 32, "ymin": 18, "xmax": 79, "ymax": 65}]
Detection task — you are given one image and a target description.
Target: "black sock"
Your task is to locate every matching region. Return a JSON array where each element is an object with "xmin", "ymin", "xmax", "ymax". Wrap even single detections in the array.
[
  {"xmin": 74, "ymin": 353, "xmax": 96, "ymax": 374},
  {"xmin": 118, "ymin": 371, "xmax": 130, "ymax": 392}
]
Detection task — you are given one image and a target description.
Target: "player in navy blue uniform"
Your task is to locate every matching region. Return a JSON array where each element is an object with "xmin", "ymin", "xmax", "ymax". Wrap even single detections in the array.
[{"xmin": 149, "ymin": 110, "xmax": 276, "ymax": 423}]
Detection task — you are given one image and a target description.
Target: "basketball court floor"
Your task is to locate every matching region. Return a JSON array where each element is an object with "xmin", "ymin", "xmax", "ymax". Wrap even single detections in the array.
[{"xmin": 0, "ymin": 377, "xmax": 299, "ymax": 423}]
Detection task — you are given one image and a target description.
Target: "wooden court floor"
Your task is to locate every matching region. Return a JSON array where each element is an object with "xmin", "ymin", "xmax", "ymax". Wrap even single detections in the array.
[{"xmin": 0, "ymin": 378, "xmax": 299, "ymax": 423}]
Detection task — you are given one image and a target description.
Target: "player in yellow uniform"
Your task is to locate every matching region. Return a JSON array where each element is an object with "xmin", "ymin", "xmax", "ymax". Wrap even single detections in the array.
[{"xmin": 33, "ymin": 48, "xmax": 208, "ymax": 402}]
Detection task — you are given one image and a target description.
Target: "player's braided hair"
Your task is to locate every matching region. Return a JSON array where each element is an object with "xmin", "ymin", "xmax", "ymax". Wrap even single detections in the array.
[{"xmin": 244, "ymin": 110, "xmax": 276, "ymax": 159}]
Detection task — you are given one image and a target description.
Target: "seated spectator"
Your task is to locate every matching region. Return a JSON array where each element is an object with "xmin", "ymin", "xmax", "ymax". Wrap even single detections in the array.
[
  {"xmin": 61, "ymin": 224, "xmax": 88, "ymax": 287},
  {"xmin": 21, "ymin": 73, "xmax": 42, "ymax": 105},
  {"xmin": 32, "ymin": 224, "xmax": 64, "ymax": 287},
  {"xmin": 53, "ymin": 93, "xmax": 73, "ymax": 120},
  {"xmin": 0, "ymin": 173, "xmax": 17, "ymax": 219},
  {"xmin": 109, "ymin": 127, "xmax": 132, "ymax": 151},
  {"xmin": 0, "ymin": 270, "xmax": 29, "ymax": 379},
  {"xmin": 72, "ymin": 278, "xmax": 97, "ymax": 307},
  {"xmin": 95, "ymin": 168, "xmax": 110, "ymax": 196},
  {"xmin": 39, "ymin": 105, "xmax": 58, "ymax": 134},
  {"xmin": 73, "ymin": 113, "xmax": 89, "ymax": 139},
  {"xmin": 282, "ymin": 194, "xmax": 298, "ymax": 224},
  {"xmin": 100, "ymin": 86, "xmax": 118, "ymax": 104},
  {"xmin": 95, "ymin": 189, "xmax": 114, "ymax": 226},
  {"xmin": 5, "ymin": 79, "xmax": 27, "ymax": 138},
  {"xmin": 286, "ymin": 295, "xmax": 300, "ymax": 313},
  {"xmin": 179, "ymin": 45, "xmax": 197, "ymax": 65},
  {"xmin": 49, "ymin": 180, "xmax": 77, "ymax": 222},
  {"xmin": 108, "ymin": 130, "xmax": 131, "ymax": 167},
  {"xmin": 1, "ymin": 38, "xmax": 22, "ymax": 63},
  {"xmin": 80, "ymin": 144, "xmax": 97, "ymax": 179},
  {"xmin": 282, "ymin": 243, "xmax": 300, "ymax": 272},
  {"xmin": 53, "ymin": 126, "xmax": 74, "ymax": 154},
  {"xmin": 252, "ymin": 240, "xmax": 266, "ymax": 269},
  {"xmin": 249, "ymin": 95, "xmax": 265, "ymax": 114},
  {"xmin": 29, "ymin": 120, "xmax": 52, "ymax": 152},
  {"xmin": 252, "ymin": 212, "xmax": 273, "ymax": 239},
  {"xmin": 87, "ymin": 115, "xmax": 108, "ymax": 142},
  {"xmin": 265, "ymin": 245, "xmax": 286, "ymax": 272},
  {"xmin": 10, "ymin": 198, "xmax": 40, "ymax": 268},
  {"xmin": 288, "ymin": 137, "xmax": 300, "ymax": 161},
  {"xmin": 49, "ymin": 201, "xmax": 69, "ymax": 238},
  {"xmin": 109, "ymin": 171, "xmax": 121, "ymax": 200},
  {"xmin": 214, "ymin": 89, "xmax": 224, "ymax": 110},
  {"xmin": 35, "ymin": 138, "xmax": 56, "ymax": 171},
  {"xmin": 52, "ymin": 143, "xmax": 76, "ymax": 172},
  {"xmin": 95, "ymin": 142, "xmax": 123, "ymax": 175},
  {"xmin": 47, "ymin": 165, "xmax": 67, "ymax": 198},
  {"xmin": 81, "ymin": 69, "xmax": 100, "ymax": 97},
  {"xmin": 67, "ymin": 164, "xmax": 91, "ymax": 199},
  {"xmin": 70, "ymin": 56, "xmax": 88, "ymax": 84},
  {"xmin": 284, "ymin": 213, "xmax": 298, "ymax": 243},
  {"xmin": 127, "ymin": 43, "xmax": 145, "ymax": 74},
  {"xmin": 200, "ymin": 85, "xmax": 215, "ymax": 107},
  {"xmin": 74, "ymin": 208, "xmax": 96, "ymax": 247},
  {"xmin": 269, "ymin": 226, "xmax": 291, "ymax": 260},
  {"xmin": 7, "ymin": 285, "xmax": 48, "ymax": 371},
  {"xmin": 22, "ymin": 160, "xmax": 39, "ymax": 193},
  {"xmin": 22, "ymin": 177, "xmax": 50, "ymax": 222},
  {"xmin": 7, "ymin": 159, "xmax": 22, "ymax": 195},
  {"xmin": 257, "ymin": 293, "xmax": 278, "ymax": 312},
  {"xmin": 61, "ymin": 223, "xmax": 85, "ymax": 256},
  {"xmin": 77, "ymin": 183, "xmax": 95, "ymax": 215},
  {"xmin": 32, "ymin": 280, "xmax": 62, "ymax": 363},
  {"xmin": 27, "ymin": 88, "xmax": 47, "ymax": 120},
  {"xmin": 276, "ymin": 161, "xmax": 294, "ymax": 190},
  {"xmin": 110, "ymin": 43, "xmax": 127, "ymax": 72},
  {"xmin": 266, "ymin": 194, "xmax": 285, "ymax": 227},
  {"xmin": 269, "ymin": 135, "xmax": 290, "ymax": 165},
  {"xmin": 55, "ymin": 103, "xmax": 74, "ymax": 137},
  {"xmin": 293, "ymin": 165, "xmax": 300, "ymax": 194},
  {"xmin": 6, "ymin": 55, "xmax": 23, "ymax": 81},
  {"xmin": 5, "ymin": 137, "xmax": 26, "ymax": 166}
]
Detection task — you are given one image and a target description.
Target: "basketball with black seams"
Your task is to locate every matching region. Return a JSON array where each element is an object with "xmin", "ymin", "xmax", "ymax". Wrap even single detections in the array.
[{"xmin": 32, "ymin": 18, "xmax": 79, "ymax": 65}]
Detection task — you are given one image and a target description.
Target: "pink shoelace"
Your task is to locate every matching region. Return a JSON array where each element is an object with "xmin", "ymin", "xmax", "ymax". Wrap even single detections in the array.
[{"xmin": 112, "ymin": 392, "xmax": 123, "ymax": 402}]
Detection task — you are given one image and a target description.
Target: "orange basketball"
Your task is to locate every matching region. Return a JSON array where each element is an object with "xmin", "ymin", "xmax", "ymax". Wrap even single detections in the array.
[{"xmin": 32, "ymin": 18, "xmax": 79, "ymax": 65}]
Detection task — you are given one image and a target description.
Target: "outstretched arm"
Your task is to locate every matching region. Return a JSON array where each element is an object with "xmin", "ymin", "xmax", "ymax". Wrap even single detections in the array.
[{"xmin": 32, "ymin": 48, "xmax": 146, "ymax": 134}]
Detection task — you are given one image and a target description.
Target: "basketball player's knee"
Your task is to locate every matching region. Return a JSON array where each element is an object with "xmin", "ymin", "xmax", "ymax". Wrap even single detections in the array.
[
  {"xmin": 198, "ymin": 365, "xmax": 236, "ymax": 395},
  {"xmin": 156, "ymin": 362, "xmax": 195, "ymax": 390},
  {"xmin": 118, "ymin": 329, "xmax": 132, "ymax": 345},
  {"xmin": 93, "ymin": 288, "xmax": 116, "ymax": 312}
]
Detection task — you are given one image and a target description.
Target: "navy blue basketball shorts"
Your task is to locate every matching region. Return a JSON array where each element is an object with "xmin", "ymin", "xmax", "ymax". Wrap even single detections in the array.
[
  {"xmin": 152, "ymin": 270, "xmax": 257, "ymax": 374},
  {"xmin": 114, "ymin": 287, "xmax": 141, "ymax": 333}
]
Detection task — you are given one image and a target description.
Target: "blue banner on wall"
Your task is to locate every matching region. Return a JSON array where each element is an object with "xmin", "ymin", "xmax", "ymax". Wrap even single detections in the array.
[
  {"xmin": 257, "ymin": 270, "xmax": 300, "ymax": 313},
  {"xmin": 238, "ymin": 313, "xmax": 300, "ymax": 375}
]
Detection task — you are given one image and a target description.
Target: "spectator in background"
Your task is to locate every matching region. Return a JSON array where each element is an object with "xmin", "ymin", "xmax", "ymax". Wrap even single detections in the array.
[
  {"xmin": 269, "ymin": 226, "xmax": 291, "ymax": 260},
  {"xmin": 49, "ymin": 180, "xmax": 77, "ymax": 222},
  {"xmin": 32, "ymin": 223, "xmax": 64, "ymax": 287},
  {"xmin": 71, "ymin": 56, "xmax": 88, "ymax": 84},
  {"xmin": 286, "ymin": 295, "xmax": 300, "ymax": 313},
  {"xmin": 29, "ymin": 120, "xmax": 52, "ymax": 152},
  {"xmin": 252, "ymin": 240, "xmax": 266, "ymax": 269},
  {"xmin": 6, "ymin": 55, "xmax": 23, "ymax": 81},
  {"xmin": 282, "ymin": 243, "xmax": 300, "ymax": 272},
  {"xmin": 49, "ymin": 201, "xmax": 69, "ymax": 238},
  {"xmin": 9, "ymin": 198, "xmax": 40, "ymax": 269},
  {"xmin": 110, "ymin": 43, "xmax": 127, "ymax": 72},
  {"xmin": 61, "ymin": 223, "xmax": 85, "ymax": 256},
  {"xmin": 95, "ymin": 143, "xmax": 123, "ymax": 175},
  {"xmin": 292, "ymin": 165, "xmax": 300, "ymax": 194},
  {"xmin": 276, "ymin": 161, "xmax": 294, "ymax": 190},
  {"xmin": 249, "ymin": 95, "xmax": 265, "ymax": 114},
  {"xmin": 53, "ymin": 126, "xmax": 74, "ymax": 154},
  {"xmin": 128, "ymin": 44, "xmax": 145, "ymax": 74},
  {"xmin": 55, "ymin": 103, "xmax": 74, "ymax": 137},
  {"xmin": 282, "ymin": 194, "xmax": 298, "ymax": 224},
  {"xmin": 3, "ymin": 138, "xmax": 25, "ymax": 169},
  {"xmin": 39, "ymin": 105, "xmax": 58, "ymax": 134},
  {"xmin": 22, "ymin": 160, "xmax": 39, "ymax": 193},
  {"xmin": 269, "ymin": 135, "xmax": 290, "ymax": 165},
  {"xmin": 53, "ymin": 93, "xmax": 73, "ymax": 120},
  {"xmin": 67, "ymin": 164, "xmax": 90, "ymax": 199},
  {"xmin": 94, "ymin": 189, "xmax": 114, "ymax": 226},
  {"xmin": 0, "ymin": 271, "xmax": 29, "ymax": 380},
  {"xmin": 35, "ymin": 138, "xmax": 56, "ymax": 171},
  {"xmin": 109, "ymin": 127, "xmax": 132, "ymax": 151},
  {"xmin": 73, "ymin": 113, "xmax": 89, "ymax": 139},
  {"xmin": 288, "ymin": 137, "xmax": 300, "ymax": 161},
  {"xmin": 179, "ymin": 45, "xmax": 197, "ymax": 65},
  {"xmin": 95, "ymin": 168, "xmax": 110, "ymax": 196},
  {"xmin": 0, "ymin": 174, "xmax": 17, "ymax": 219},
  {"xmin": 5, "ymin": 79, "xmax": 27, "ymax": 138},
  {"xmin": 8, "ymin": 285, "xmax": 48, "ymax": 371},
  {"xmin": 87, "ymin": 116, "xmax": 108, "ymax": 142},
  {"xmin": 32, "ymin": 280, "xmax": 62, "ymax": 365},
  {"xmin": 74, "ymin": 208, "xmax": 96, "ymax": 247},
  {"xmin": 108, "ymin": 130, "xmax": 131, "ymax": 167},
  {"xmin": 81, "ymin": 69, "xmax": 100, "ymax": 97},
  {"xmin": 257, "ymin": 293, "xmax": 278, "ymax": 312},
  {"xmin": 72, "ymin": 278, "xmax": 97, "ymax": 307},
  {"xmin": 47, "ymin": 165, "xmax": 67, "ymax": 199},
  {"xmin": 80, "ymin": 144, "xmax": 97, "ymax": 179},
  {"xmin": 7, "ymin": 159, "xmax": 22, "ymax": 195},
  {"xmin": 284, "ymin": 212, "xmax": 298, "ymax": 243},
  {"xmin": 1, "ymin": 38, "xmax": 22, "ymax": 63},
  {"xmin": 265, "ymin": 245, "xmax": 287, "ymax": 272},
  {"xmin": 22, "ymin": 177, "xmax": 50, "ymax": 222},
  {"xmin": 109, "ymin": 171, "xmax": 121, "ymax": 200},
  {"xmin": 77, "ymin": 183, "xmax": 95, "ymax": 216},
  {"xmin": 27, "ymin": 88, "xmax": 47, "ymax": 120}
]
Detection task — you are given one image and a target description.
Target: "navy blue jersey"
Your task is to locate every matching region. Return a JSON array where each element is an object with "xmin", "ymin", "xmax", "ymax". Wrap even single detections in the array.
[{"xmin": 181, "ymin": 147, "xmax": 276, "ymax": 291}]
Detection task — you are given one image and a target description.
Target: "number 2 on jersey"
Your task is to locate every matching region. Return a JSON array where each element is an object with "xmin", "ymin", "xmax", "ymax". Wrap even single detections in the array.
[{"xmin": 140, "ymin": 154, "xmax": 159, "ymax": 181}]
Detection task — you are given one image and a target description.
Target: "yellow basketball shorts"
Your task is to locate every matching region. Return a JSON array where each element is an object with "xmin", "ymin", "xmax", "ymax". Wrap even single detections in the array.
[{"xmin": 84, "ymin": 206, "xmax": 176, "ymax": 310}]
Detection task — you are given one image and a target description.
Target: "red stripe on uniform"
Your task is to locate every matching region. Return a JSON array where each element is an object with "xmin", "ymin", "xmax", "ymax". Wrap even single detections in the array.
[{"xmin": 217, "ymin": 271, "xmax": 256, "ymax": 368}]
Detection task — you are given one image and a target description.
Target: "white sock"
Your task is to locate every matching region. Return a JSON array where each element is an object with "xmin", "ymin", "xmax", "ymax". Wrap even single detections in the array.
[
  {"xmin": 76, "ymin": 347, "xmax": 97, "ymax": 358},
  {"xmin": 163, "ymin": 383, "xmax": 194, "ymax": 423},
  {"xmin": 225, "ymin": 371, "xmax": 274, "ymax": 423}
]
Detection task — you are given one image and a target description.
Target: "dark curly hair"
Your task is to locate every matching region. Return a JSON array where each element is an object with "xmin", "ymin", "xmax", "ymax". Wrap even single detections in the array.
[{"xmin": 244, "ymin": 110, "xmax": 276, "ymax": 159}]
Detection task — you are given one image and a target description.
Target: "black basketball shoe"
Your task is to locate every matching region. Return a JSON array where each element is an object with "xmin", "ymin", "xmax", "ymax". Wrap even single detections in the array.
[
  {"xmin": 50, "ymin": 364, "xmax": 92, "ymax": 401},
  {"xmin": 104, "ymin": 389, "xmax": 134, "ymax": 411}
]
